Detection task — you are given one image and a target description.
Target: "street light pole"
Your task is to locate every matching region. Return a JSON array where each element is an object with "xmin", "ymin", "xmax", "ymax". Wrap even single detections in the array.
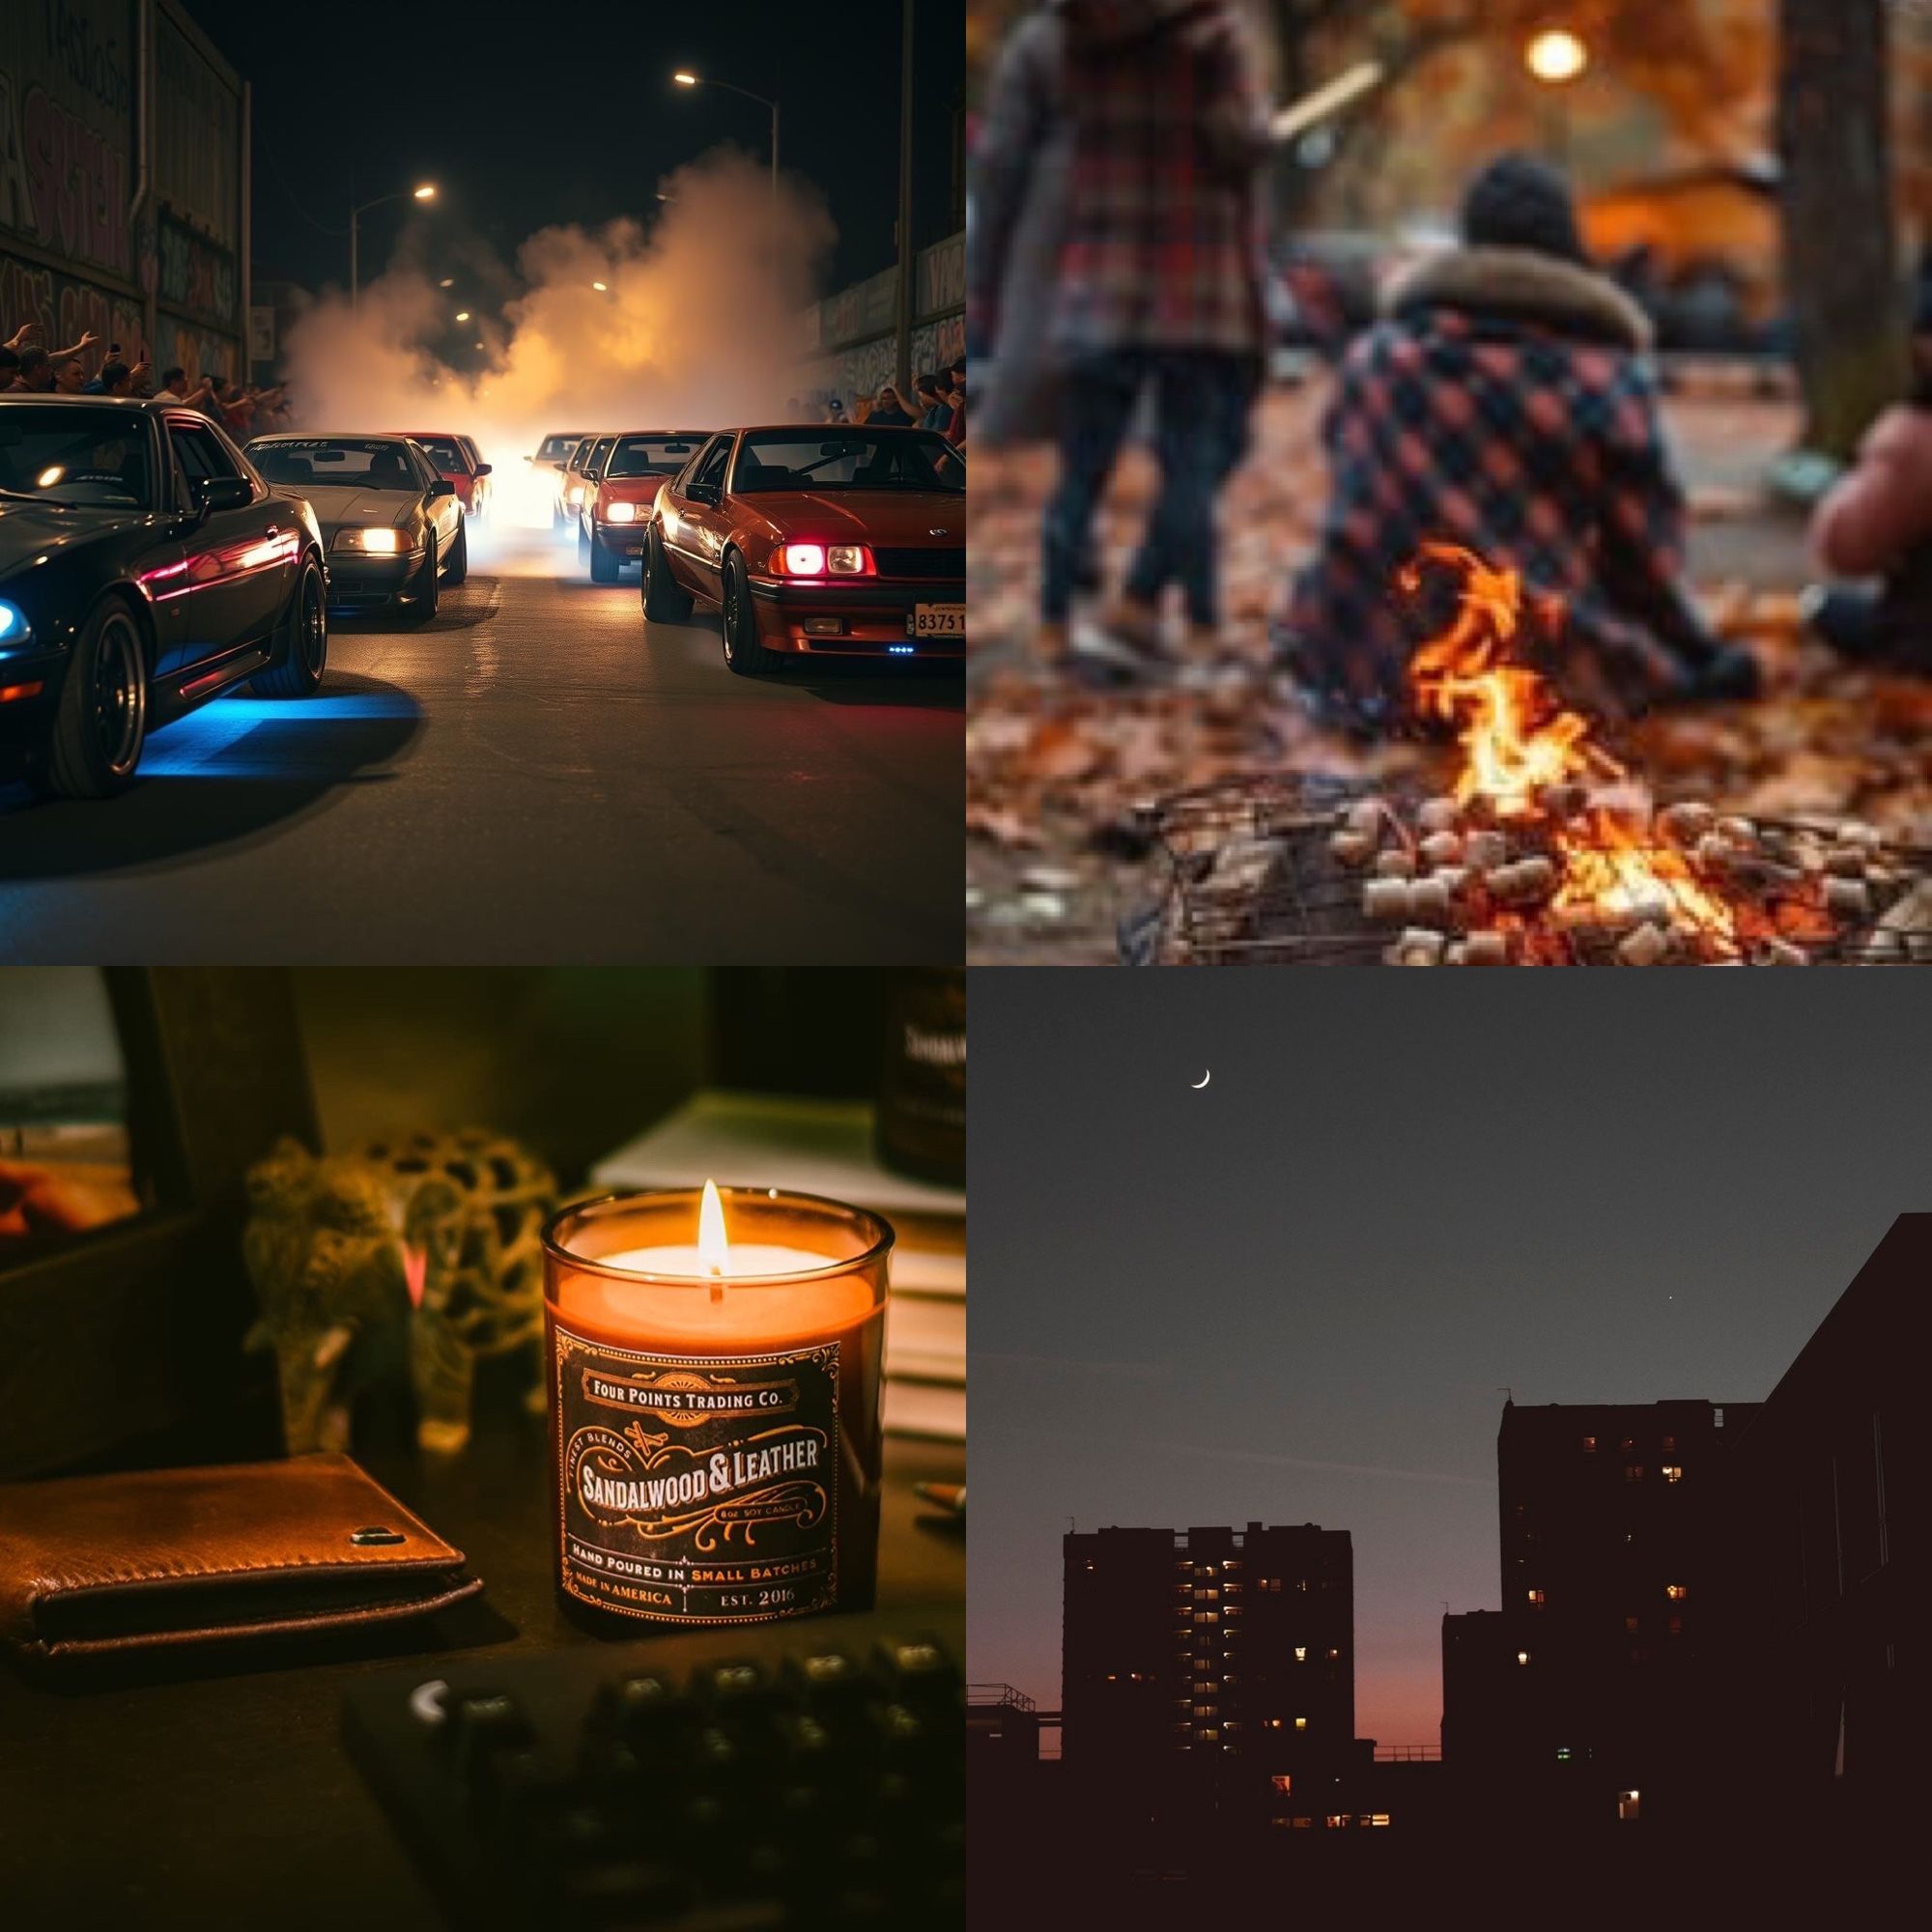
[
  {"xmin": 673, "ymin": 72, "xmax": 780, "ymax": 224},
  {"xmin": 895, "ymin": 0, "xmax": 914, "ymax": 396},
  {"xmin": 351, "ymin": 183, "xmax": 438, "ymax": 309}
]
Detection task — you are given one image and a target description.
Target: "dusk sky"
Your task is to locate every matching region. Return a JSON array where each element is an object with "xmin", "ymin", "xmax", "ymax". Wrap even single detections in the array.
[{"xmin": 969, "ymin": 972, "xmax": 1931, "ymax": 1747}]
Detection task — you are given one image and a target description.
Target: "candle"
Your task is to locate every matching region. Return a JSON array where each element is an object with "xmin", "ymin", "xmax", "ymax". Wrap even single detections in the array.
[{"xmin": 542, "ymin": 1182, "xmax": 892, "ymax": 1633}]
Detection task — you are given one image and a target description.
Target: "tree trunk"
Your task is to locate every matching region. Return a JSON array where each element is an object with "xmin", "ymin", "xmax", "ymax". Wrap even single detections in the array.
[{"xmin": 1777, "ymin": 0, "xmax": 1906, "ymax": 459}]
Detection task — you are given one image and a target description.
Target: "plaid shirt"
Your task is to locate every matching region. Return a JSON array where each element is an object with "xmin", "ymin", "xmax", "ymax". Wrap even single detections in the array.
[
  {"xmin": 972, "ymin": 0, "xmax": 1268, "ymax": 361},
  {"xmin": 1281, "ymin": 248, "xmax": 1720, "ymax": 718}
]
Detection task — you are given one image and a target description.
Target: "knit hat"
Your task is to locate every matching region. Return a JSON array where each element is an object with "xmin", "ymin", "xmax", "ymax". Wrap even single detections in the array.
[{"xmin": 1462, "ymin": 153, "xmax": 1588, "ymax": 265}]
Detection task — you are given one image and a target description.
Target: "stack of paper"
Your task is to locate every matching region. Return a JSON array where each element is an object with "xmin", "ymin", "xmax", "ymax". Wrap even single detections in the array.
[{"xmin": 591, "ymin": 1092, "xmax": 965, "ymax": 1442}]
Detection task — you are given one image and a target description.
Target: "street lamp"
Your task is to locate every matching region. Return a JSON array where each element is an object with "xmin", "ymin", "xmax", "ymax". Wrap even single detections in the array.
[
  {"xmin": 1524, "ymin": 28, "xmax": 1588, "ymax": 84},
  {"xmin": 1523, "ymin": 30, "xmax": 1587, "ymax": 167},
  {"xmin": 351, "ymin": 182, "xmax": 437, "ymax": 308},
  {"xmin": 671, "ymin": 70, "xmax": 779, "ymax": 220}
]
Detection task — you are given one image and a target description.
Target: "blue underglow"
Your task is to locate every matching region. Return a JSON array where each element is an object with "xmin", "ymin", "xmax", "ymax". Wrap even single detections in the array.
[
  {"xmin": 137, "ymin": 690, "xmax": 419, "ymax": 780},
  {"xmin": 888, "ymin": 644, "xmax": 915, "ymax": 655}
]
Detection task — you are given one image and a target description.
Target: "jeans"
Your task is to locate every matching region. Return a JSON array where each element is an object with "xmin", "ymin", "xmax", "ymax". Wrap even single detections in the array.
[{"xmin": 1040, "ymin": 348, "xmax": 1256, "ymax": 629}]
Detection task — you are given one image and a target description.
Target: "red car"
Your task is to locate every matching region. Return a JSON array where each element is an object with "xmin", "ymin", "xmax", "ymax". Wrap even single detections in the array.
[
  {"xmin": 641, "ymin": 424, "xmax": 964, "ymax": 674},
  {"xmin": 577, "ymin": 429, "xmax": 708, "ymax": 582},
  {"xmin": 388, "ymin": 431, "xmax": 493, "ymax": 517}
]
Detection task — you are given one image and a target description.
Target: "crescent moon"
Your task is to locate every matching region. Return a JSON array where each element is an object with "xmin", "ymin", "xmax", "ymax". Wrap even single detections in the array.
[{"xmin": 1191, "ymin": 1070, "xmax": 1211, "ymax": 1090}]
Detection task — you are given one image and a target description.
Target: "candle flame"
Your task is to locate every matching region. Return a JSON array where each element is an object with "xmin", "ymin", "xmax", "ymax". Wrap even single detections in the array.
[{"xmin": 697, "ymin": 1179, "xmax": 729, "ymax": 1275}]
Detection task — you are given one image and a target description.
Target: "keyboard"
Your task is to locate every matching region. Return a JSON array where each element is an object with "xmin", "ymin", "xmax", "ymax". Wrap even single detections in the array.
[{"xmin": 342, "ymin": 1605, "xmax": 963, "ymax": 1929}]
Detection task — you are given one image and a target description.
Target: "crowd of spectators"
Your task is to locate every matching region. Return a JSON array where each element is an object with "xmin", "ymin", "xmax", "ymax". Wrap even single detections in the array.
[
  {"xmin": 0, "ymin": 323, "xmax": 294, "ymax": 435},
  {"xmin": 797, "ymin": 358, "xmax": 966, "ymax": 446}
]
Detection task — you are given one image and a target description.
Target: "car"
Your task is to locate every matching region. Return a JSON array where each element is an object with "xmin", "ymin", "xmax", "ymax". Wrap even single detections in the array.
[
  {"xmin": 577, "ymin": 430, "xmax": 707, "ymax": 582},
  {"xmin": 559, "ymin": 433, "xmax": 614, "ymax": 532},
  {"xmin": 526, "ymin": 431, "xmax": 592, "ymax": 526},
  {"xmin": 245, "ymin": 434, "xmax": 466, "ymax": 620},
  {"xmin": 0, "ymin": 393, "xmax": 327, "ymax": 797},
  {"xmin": 641, "ymin": 423, "xmax": 965, "ymax": 674},
  {"xmin": 388, "ymin": 429, "xmax": 493, "ymax": 519}
]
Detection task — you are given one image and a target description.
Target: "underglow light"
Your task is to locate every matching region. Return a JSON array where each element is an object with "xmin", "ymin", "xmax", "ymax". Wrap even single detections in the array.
[{"xmin": 888, "ymin": 644, "xmax": 915, "ymax": 654}]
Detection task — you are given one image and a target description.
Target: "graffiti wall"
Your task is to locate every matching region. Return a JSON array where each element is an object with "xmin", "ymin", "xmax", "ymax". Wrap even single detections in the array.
[
  {"xmin": 796, "ymin": 232, "xmax": 966, "ymax": 407},
  {"xmin": 154, "ymin": 10, "xmax": 238, "ymax": 250},
  {"xmin": 0, "ymin": 0, "xmax": 137, "ymax": 283},
  {"xmin": 0, "ymin": 248, "xmax": 142, "ymax": 353}
]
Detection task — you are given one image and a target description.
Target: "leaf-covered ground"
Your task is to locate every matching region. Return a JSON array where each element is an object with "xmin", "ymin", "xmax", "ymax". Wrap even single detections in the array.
[{"xmin": 967, "ymin": 381, "xmax": 1932, "ymax": 963}]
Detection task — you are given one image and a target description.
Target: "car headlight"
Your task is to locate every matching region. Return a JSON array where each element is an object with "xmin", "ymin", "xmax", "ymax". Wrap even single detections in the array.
[
  {"xmin": 334, "ymin": 527, "xmax": 404, "ymax": 554},
  {"xmin": 565, "ymin": 484, "xmax": 584, "ymax": 504},
  {"xmin": 0, "ymin": 599, "xmax": 31, "ymax": 648},
  {"xmin": 771, "ymin": 543, "xmax": 874, "ymax": 577},
  {"xmin": 605, "ymin": 501, "xmax": 637, "ymax": 524}
]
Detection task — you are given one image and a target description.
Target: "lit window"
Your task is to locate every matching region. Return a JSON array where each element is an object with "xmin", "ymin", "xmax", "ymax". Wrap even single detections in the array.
[
  {"xmin": 1620, "ymin": 1437, "xmax": 1634, "ymax": 1454},
  {"xmin": 1292, "ymin": 1816, "xmax": 1313, "ymax": 1830},
  {"xmin": 1327, "ymin": 1648, "xmax": 1340, "ymax": 1662},
  {"xmin": 1193, "ymin": 1704, "xmax": 1216, "ymax": 1718},
  {"xmin": 1617, "ymin": 1789, "xmax": 1640, "ymax": 1823},
  {"xmin": 1193, "ymin": 1588, "xmax": 1217, "ymax": 1601},
  {"xmin": 1325, "ymin": 1814, "xmax": 1347, "ymax": 1830},
  {"xmin": 1199, "ymin": 1727, "xmax": 1219, "ymax": 1741},
  {"xmin": 1662, "ymin": 1465, "xmax": 1683, "ymax": 1484},
  {"xmin": 1294, "ymin": 1717, "xmax": 1308, "ymax": 1731},
  {"xmin": 1714, "ymin": 1407, "xmax": 1724, "ymax": 1428},
  {"xmin": 1665, "ymin": 1583, "xmax": 1688, "ymax": 1602},
  {"xmin": 1661, "ymin": 1435, "xmax": 1677, "ymax": 1453},
  {"xmin": 1271, "ymin": 1775, "xmax": 1293, "ymax": 1793},
  {"xmin": 1624, "ymin": 1465, "xmax": 1644, "ymax": 1483},
  {"xmin": 1265, "ymin": 1719, "xmax": 1284, "ymax": 1730},
  {"xmin": 1083, "ymin": 1561, "xmax": 1094, "ymax": 1572},
  {"xmin": 1370, "ymin": 1814, "xmax": 1392, "ymax": 1828},
  {"xmin": 1527, "ymin": 1589, "xmax": 1546, "ymax": 1607},
  {"xmin": 1517, "ymin": 1650, "xmax": 1531, "ymax": 1666},
  {"xmin": 1293, "ymin": 1647, "xmax": 1307, "ymax": 1662},
  {"xmin": 1581, "ymin": 1435, "xmax": 1597, "ymax": 1455}
]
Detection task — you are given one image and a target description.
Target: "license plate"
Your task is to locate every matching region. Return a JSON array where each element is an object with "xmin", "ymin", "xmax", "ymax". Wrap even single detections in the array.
[{"xmin": 910, "ymin": 603, "xmax": 965, "ymax": 638}]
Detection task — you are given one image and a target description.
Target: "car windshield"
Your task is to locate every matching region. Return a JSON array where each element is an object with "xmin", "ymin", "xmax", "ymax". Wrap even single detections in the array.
[
  {"xmin": 0, "ymin": 406, "xmax": 152, "ymax": 509},
  {"xmin": 732, "ymin": 431, "xmax": 963, "ymax": 494},
  {"xmin": 404, "ymin": 436, "xmax": 469, "ymax": 471},
  {"xmin": 537, "ymin": 435, "xmax": 582, "ymax": 462},
  {"xmin": 606, "ymin": 436, "xmax": 702, "ymax": 478},
  {"xmin": 248, "ymin": 438, "xmax": 420, "ymax": 490}
]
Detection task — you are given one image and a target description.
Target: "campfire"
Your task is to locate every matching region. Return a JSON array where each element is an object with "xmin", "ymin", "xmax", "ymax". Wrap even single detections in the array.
[{"xmin": 1130, "ymin": 545, "xmax": 1931, "ymax": 966}]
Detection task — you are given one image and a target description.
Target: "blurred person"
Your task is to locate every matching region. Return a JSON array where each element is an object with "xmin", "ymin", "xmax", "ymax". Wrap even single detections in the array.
[
  {"xmin": 916, "ymin": 372, "xmax": 950, "ymax": 431},
  {"xmin": 0, "ymin": 1157, "xmax": 140, "ymax": 1247},
  {"xmin": 86, "ymin": 359, "xmax": 131, "ymax": 397},
  {"xmin": 0, "ymin": 347, "xmax": 17, "ymax": 388},
  {"xmin": 943, "ymin": 368, "xmax": 966, "ymax": 447},
  {"xmin": 15, "ymin": 347, "xmax": 53, "ymax": 392},
  {"xmin": 1278, "ymin": 153, "xmax": 1757, "ymax": 724},
  {"xmin": 824, "ymin": 394, "xmax": 847, "ymax": 424},
  {"xmin": 52, "ymin": 355, "xmax": 88, "ymax": 394},
  {"xmin": 970, "ymin": 0, "xmax": 1269, "ymax": 676},
  {"xmin": 1803, "ymin": 270, "xmax": 1932, "ymax": 672},
  {"xmin": 870, "ymin": 384, "xmax": 915, "ymax": 426},
  {"xmin": 154, "ymin": 365, "xmax": 189, "ymax": 404}
]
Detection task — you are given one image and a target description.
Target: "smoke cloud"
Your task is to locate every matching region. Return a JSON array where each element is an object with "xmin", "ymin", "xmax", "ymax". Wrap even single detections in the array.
[{"xmin": 275, "ymin": 151, "xmax": 836, "ymax": 519}]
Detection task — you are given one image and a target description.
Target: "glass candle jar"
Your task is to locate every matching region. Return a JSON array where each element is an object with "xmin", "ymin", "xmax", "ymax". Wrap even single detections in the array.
[{"xmin": 542, "ymin": 1186, "xmax": 892, "ymax": 1633}]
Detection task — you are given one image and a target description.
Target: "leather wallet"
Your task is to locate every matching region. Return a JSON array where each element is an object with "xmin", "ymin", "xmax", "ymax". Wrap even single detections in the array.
[{"xmin": 0, "ymin": 1453, "xmax": 482, "ymax": 1663}]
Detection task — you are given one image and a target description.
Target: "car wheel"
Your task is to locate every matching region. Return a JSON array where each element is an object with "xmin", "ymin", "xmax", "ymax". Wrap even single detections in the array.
[
  {"xmin": 407, "ymin": 533, "xmax": 440, "ymax": 623},
  {"xmin": 445, "ymin": 519, "xmax": 469, "ymax": 586},
  {"xmin": 642, "ymin": 526, "xmax": 694, "ymax": 621},
  {"xmin": 43, "ymin": 594, "xmax": 149, "ymax": 798},
  {"xmin": 720, "ymin": 552, "xmax": 780, "ymax": 677},
  {"xmin": 254, "ymin": 554, "xmax": 328, "ymax": 697},
  {"xmin": 589, "ymin": 530, "xmax": 620, "ymax": 583}
]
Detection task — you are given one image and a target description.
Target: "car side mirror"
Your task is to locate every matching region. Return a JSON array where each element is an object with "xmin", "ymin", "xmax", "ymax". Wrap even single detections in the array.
[
  {"xmin": 686, "ymin": 481, "xmax": 720, "ymax": 506},
  {"xmin": 475, "ymin": 463, "xmax": 493, "ymax": 476},
  {"xmin": 194, "ymin": 474, "xmax": 252, "ymax": 515},
  {"xmin": 429, "ymin": 478, "xmax": 456, "ymax": 498}
]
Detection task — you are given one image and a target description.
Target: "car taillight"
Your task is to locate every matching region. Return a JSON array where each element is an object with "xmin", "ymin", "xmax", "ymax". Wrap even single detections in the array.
[{"xmin": 772, "ymin": 543, "xmax": 874, "ymax": 577}]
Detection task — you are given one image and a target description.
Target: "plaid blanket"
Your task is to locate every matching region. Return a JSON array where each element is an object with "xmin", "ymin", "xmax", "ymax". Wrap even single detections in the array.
[
  {"xmin": 1280, "ymin": 246, "xmax": 1725, "ymax": 719},
  {"xmin": 971, "ymin": 0, "xmax": 1269, "ymax": 362}
]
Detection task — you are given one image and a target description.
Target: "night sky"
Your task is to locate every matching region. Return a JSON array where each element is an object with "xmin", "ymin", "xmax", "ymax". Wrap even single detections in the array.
[
  {"xmin": 186, "ymin": 0, "xmax": 964, "ymax": 296},
  {"xmin": 969, "ymin": 971, "xmax": 1931, "ymax": 1747}
]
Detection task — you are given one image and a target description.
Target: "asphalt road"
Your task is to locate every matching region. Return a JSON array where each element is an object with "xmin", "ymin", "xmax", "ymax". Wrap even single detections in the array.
[{"xmin": 0, "ymin": 526, "xmax": 962, "ymax": 963}]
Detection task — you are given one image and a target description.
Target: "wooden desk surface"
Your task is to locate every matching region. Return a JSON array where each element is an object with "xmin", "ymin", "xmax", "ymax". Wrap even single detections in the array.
[{"xmin": 0, "ymin": 1420, "xmax": 963, "ymax": 1924}]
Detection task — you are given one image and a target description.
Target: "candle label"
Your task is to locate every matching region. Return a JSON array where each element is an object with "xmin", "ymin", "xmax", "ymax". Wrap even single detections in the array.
[{"xmin": 552, "ymin": 1322, "xmax": 838, "ymax": 1623}]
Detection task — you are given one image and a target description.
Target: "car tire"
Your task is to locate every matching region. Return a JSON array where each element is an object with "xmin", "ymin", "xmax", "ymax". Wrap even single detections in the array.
[
  {"xmin": 445, "ymin": 519, "xmax": 469, "ymax": 586},
  {"xmin": 254, "ymin": 554, "xmax": 328, "ymax": 697},
  {"xmin": 642, "ymin": 526, "xmax": 694, "ymax": 621},
  {"xmin": 407, "ymin": 533, "xmax": 440, "ymax": 623},
  {"xmin": 720, "ymin": 552, "xmax": 780, "ymax": 677},
  {"xmin": 42, "ymin": 593, "xmax": 149, "ymax": 798},
  {"xmin": 589, "ymin": 531, "xmax": 620, "ymax": 583}
]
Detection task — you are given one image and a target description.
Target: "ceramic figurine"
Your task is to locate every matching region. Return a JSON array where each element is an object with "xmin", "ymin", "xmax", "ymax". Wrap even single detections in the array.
[{"xmin": 242, "ymin": 1130, "xmax": 555, "ymax": 1454}]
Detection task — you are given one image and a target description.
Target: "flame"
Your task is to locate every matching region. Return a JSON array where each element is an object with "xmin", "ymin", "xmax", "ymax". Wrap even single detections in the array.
[
  {"xmin": 1403, "ymin": 544, "xmax": 1618, "ymax": 814},
  {"xmin": 697, "ymin": 1178, "xmax": 729, "ymax": 1275},
  {"xmin": 1405, "ymin": 544, "xmax": 1744, "ymax": 955}
]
